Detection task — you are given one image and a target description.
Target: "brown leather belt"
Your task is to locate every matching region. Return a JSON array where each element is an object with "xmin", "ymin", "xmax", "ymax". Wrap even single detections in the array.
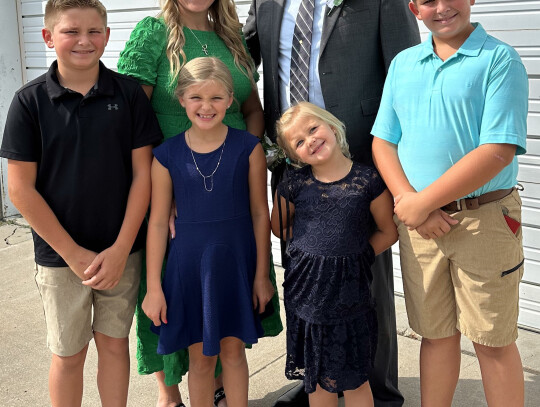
[{"xmin": 441, "ymin": 188, "xmax": 513, "ymax": 212}]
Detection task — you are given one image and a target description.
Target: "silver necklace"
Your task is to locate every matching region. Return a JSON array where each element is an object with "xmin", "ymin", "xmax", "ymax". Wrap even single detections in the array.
[
  {"xmin": 187, "ymin": 27, "xmax": 209, "ymax": 56},
  {"xmin": 186, "ymin": 130, "xmax": 226, "ymax": 192}
]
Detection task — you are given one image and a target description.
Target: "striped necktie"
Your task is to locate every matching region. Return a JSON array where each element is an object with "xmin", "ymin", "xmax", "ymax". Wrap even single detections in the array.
[{"xmin": 290, "ymin": 0, "xmax": 315, "ymax": 105}]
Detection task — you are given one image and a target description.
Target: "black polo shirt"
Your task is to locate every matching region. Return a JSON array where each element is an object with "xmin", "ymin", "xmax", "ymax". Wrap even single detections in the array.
[{"xmin": 0, "ymin": 61, "xmax": 163, "ymax": 267}]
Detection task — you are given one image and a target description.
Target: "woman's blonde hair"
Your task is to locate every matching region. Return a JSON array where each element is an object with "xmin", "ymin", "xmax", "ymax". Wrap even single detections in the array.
[
  {"xmin": 276, "ymin": 102, "xmax": 351, "ymax": 164},
  {"xmin": 159, "ymin": 0, "xmax": 255, "ymax": 86},
  {"xmin": 174, "ymin": 57, "xmax": 234, "ymax": 99}
]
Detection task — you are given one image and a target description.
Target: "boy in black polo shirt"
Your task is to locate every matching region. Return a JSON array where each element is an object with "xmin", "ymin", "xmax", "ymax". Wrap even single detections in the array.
[{"xmin": 0, "ymin": 1, "xmax": 162, "ymax": 405}]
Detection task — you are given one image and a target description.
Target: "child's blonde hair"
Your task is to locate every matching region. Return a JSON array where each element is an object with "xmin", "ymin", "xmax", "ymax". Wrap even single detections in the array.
[
  {"xmin": 159, "ymin": 0, "xmax": 256, "ymax": 87},
  {"xmin": 44, "ymin": 0, "xmax": 107, "ymax": 29},
  {"xmin": 276, "ymin": 102, "xmax": 351, "ymax": 164},
  {"xmin": 175, "ymin": 57, "xmax": 234, "ymax": 99}
]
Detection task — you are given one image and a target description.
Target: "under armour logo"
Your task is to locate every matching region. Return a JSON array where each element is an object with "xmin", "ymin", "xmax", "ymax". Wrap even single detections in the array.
[{"xmin": 107, "ymin": 104, "xmax": 119, "ymax": 110}]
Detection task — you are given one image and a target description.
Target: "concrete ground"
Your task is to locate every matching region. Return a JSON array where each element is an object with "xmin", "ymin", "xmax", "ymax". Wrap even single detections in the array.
[{"xmin": 1, "ymin": 216, "xmax": 539, "ymax": 406}]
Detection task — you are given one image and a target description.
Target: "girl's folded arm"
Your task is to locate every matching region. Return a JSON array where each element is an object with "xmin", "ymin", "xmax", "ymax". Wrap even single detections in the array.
[
  {"xmin": 369, "ymin": 189, "xmax": 398, "ymax": 256},
  {"xmin": 270, "ymin": 191, "xmax": 295, "ymax": 240}
]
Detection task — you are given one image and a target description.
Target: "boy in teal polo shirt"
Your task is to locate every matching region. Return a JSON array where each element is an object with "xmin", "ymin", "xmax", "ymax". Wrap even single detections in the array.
[{"xmin": 371, "ymin": 0, "xmax": 528, "ymax": 405}]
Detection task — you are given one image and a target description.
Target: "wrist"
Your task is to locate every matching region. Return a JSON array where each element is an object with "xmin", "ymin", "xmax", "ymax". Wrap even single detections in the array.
[
  {"xmin": 417, "ymin": 189, "xmax": 438, "ymax": 214},
  {"xmin": 146, "ymin": 283, "xmax": 163, "ymax": 294},
  {"xmin": 61, "ymin": 241, "xmax": 83, "ymax": 265},
  {"xmin": 111, "ymin": 239, "xmax": 132, "ymax": 257},
  {"xmin": 254, "ymin": 266, "xmax": 269, "ymax": 278}
]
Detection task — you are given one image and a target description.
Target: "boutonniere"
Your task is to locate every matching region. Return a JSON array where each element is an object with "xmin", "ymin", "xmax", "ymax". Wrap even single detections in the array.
[
  {"xmin": 326, "ymin": 0, "xmax": 343, "ymax": 16},
  {"xmin": 261, "ymin": 135, "xmax": 287, "ymax": 171}
]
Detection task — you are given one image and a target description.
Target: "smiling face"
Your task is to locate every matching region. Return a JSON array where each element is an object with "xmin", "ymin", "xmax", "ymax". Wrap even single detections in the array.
[
  {"xmin": 409, "ymin": 0, "xmax": 475, "ymax": 45},
  {"xmin": 178, "ymin": 80, "xmax": 233, "ymax": 132},
  {"xmin": 42, "ymin": 7, "xmax": 109, "ymax": 75},
  {"xmin": 282, "ymin": 116, "xmax": 341, "ymax": 166}
]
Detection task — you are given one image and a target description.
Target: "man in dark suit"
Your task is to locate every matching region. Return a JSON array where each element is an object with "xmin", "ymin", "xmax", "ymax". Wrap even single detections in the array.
[{"xmin": 244, "ymin": 1, "xmax": 420, "ymax": 405}]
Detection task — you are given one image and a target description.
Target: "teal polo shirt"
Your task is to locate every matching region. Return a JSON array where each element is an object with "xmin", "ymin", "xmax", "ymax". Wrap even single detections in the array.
[{"xmin": 371, "ymin": 23, "xmax": 528, "ymax": 197}]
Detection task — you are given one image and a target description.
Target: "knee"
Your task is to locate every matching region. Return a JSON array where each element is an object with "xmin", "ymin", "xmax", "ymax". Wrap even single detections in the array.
[
  {"xmin": 189, "ymin": 354, "xmax": 217, "ymax": 376},
  {"xmin": 422, "ymin": 332, "xmax": 461, "ymax": 349},
  {"xmin": 219, "ymin": 339, "xmax": 246, "ymax": 368},
  {"xmin": 95, "ymin": 333, "xmax": 129, "ymax": 358},
  {"xmin": 53, "ymin": 345, "xmax": 88, "ymax": 370},
  {"xmin": 473, "ymin": 342, "xmax": 515, "ymax": 359}
]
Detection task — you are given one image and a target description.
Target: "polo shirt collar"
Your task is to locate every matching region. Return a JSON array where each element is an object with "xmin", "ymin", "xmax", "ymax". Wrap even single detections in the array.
[
  {"xmin": 46, "ymin": 60, "xmax": 115, "ymax": 100},
  {"xmin": 418, "ymin": 22, "xmax": 488, "ymax": 61}
]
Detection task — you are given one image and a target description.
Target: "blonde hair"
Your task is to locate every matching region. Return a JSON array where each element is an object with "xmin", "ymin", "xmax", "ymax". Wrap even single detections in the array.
[
  {"xmin": 276, "ymin": 102, "xmax": 351, "ymax": 164},
  {"xmin": 174, "ymin": 57, "xmax": 234, "ymax": 99},
  {"xmin": 159, "ymin": 0, "xmax": 255, "ymax": 86},
  {"xmin": 44, "ymin": 0, "xmax": 107, "ymax": 29}
]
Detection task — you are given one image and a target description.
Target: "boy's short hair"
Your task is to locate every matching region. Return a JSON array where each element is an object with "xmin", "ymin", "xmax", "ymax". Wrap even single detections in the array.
[
  {"xmin": 44, "ymin": 0, "xmax": 107, "ymax": 29},
  {"xmin": 276, "ymin": 102, "xmax": 351, "ymax": 164}
]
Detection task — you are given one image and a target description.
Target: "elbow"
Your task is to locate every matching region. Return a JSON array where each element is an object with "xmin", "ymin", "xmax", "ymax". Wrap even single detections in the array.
[
  {"xmin": 7, "ymin": 182, "xmax": 27, "ymax": 210},
  {"xmin": 492, "ymin": 144, "xmax": 517, "ymax": 168},
  {"xmin": 271, "ymin": 226, "xmax": 281, "ymax": 238},
  {"xmin": 270, "ymin": 219, "xmax": 281, "ymax": 238},
  {"xmin": 499, "ymin": 153, "xmax": 515, "ymax": 167},
  {"xmin": 390, "ymin": 229, "xmax": 399, "ymax": 247}
]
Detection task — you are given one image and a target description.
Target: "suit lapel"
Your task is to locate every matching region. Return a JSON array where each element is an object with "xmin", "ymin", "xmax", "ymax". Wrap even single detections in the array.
[{"xmin": 320, "ymin": 1, "xmax": 345, "ymax": 57}]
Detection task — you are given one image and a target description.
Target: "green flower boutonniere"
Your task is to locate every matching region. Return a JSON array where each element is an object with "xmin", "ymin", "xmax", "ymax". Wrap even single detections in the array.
[
  {"xmin": 326, "ymin": 0, "xmax": 343, "ymax": 15},
  {"xmin": 261, "ymin": 135, "xmax": 287, "ymax": 172}
]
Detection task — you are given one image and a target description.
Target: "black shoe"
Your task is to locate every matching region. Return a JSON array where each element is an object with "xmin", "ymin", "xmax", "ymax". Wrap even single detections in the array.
[
  {"xmin": 273, "ymin": 382, "xmax": 309, "ymax": 407},
  {"xmin": 213, "ymin": 386, "xmax": 225, "ymax": 407}
]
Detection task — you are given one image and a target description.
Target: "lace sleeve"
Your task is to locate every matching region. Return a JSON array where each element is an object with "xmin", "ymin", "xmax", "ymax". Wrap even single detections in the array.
[
  {"xmin": 117, "ymin": 17, "xmax": 167, "ymax": 86},
  {"xmin": 367, "ymin": 166, "xmax": 387, "ymax": 201}
]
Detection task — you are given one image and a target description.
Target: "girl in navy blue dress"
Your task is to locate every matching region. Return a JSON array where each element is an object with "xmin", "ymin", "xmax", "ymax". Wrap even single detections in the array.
[
  {"xmin": 271, "ymin": 102, "xmax": 398, "ymax": 407},
  {"xmin": 143, "ymin": 57, "xmax": 274, "ymax": 407}
]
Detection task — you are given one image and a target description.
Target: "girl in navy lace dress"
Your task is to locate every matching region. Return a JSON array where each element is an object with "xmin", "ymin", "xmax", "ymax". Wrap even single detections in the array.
[{"xmin": 271, "ymin": 102, "xmax": 398, "ymax": 406}]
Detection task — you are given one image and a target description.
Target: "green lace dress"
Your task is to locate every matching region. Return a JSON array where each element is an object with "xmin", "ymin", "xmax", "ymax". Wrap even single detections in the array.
[{"xmin": 118, "ymin": 16, "xmax": 283, "ymax": 386}]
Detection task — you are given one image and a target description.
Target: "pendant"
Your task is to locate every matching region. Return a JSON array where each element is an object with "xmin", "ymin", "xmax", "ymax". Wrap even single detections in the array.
[
  {"xmin": 201, "ymin": 44, "xmax": 209, "ymax": 56},
  {"xmin": 203, "ymin": 174, "xmax": 213, "ymax": 192}
]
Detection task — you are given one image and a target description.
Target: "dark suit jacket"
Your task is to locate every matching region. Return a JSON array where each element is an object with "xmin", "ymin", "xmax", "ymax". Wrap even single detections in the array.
[{"xmin": 244, "ymin": 0, "xmax": 420, "ymax": 164}]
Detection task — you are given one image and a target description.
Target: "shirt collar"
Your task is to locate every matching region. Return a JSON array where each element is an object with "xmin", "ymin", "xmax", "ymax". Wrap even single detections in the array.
[
  {"xmin": 46, "ymin": 60, "xmax": 114, "ymax": 100},
  {"xmin": 418, "ymin": 22, "xmax": 488, "ymax": 62}
]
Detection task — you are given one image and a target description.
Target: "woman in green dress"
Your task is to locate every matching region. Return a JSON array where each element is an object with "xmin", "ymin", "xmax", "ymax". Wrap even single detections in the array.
[{"xmin": 117, "ymin": 1, "xmax": 283, "ymax": 406}]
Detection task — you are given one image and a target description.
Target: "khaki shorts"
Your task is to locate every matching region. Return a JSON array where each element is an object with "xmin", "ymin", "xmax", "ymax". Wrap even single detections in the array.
[
  {"xmin": 35, "ymin": 251, "xmax": 141, "ymax": 356},
  {"xmin": 397, "ymin": 190, "xmax": 524, "ymax": 347}
]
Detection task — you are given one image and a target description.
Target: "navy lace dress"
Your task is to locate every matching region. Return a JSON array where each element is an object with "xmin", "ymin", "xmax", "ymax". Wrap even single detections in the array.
[{"xmin": 277, "ymin": 162, "xmax": 385, "ymax": 393}]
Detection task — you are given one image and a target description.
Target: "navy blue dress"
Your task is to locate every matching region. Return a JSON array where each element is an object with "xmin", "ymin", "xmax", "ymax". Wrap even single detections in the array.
[
  {"xmin": 277, "ymin": 163, "xmax": 385, "ymax": 393},
  {"xmin": 152, "ymin": 127, "xmax": 264, "ymax": 356}
]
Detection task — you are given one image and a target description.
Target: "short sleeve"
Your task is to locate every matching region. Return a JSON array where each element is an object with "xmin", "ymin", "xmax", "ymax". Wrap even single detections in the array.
[
  {"xmin": 479, "ymin": 58, "xmax": 528, "ymax": 156},
  {"xmin": 367, "ymin": 166, "xmax": 387, "ymax": 202},
  {"xmin": 244, "ymin": 131, "xmax": 260, "ymax": 154},
  {"xmin": 276, "ymin": 167, "xmax": 306, "ymax": 204},
  {"xmin": 130, "ymin": 83, "xmax": 163, "ymax": 149},
  {"xmin": 371, "ymin": 60, "xmax": 402, "ymax": 145},
  {"xmin": 153, "ymin": 139, "xmax": 169, "ymax": 169},
  {"xmin": 0, "ymin": 92, "xmax": 41, "ymax": 162},
  {"xmin": 117, "ymin": 17, "xmax": 167, "ymax": 86},
  {"xmin": 276, "ymin": 173, "xmax": 293, "ymax": 203}
]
